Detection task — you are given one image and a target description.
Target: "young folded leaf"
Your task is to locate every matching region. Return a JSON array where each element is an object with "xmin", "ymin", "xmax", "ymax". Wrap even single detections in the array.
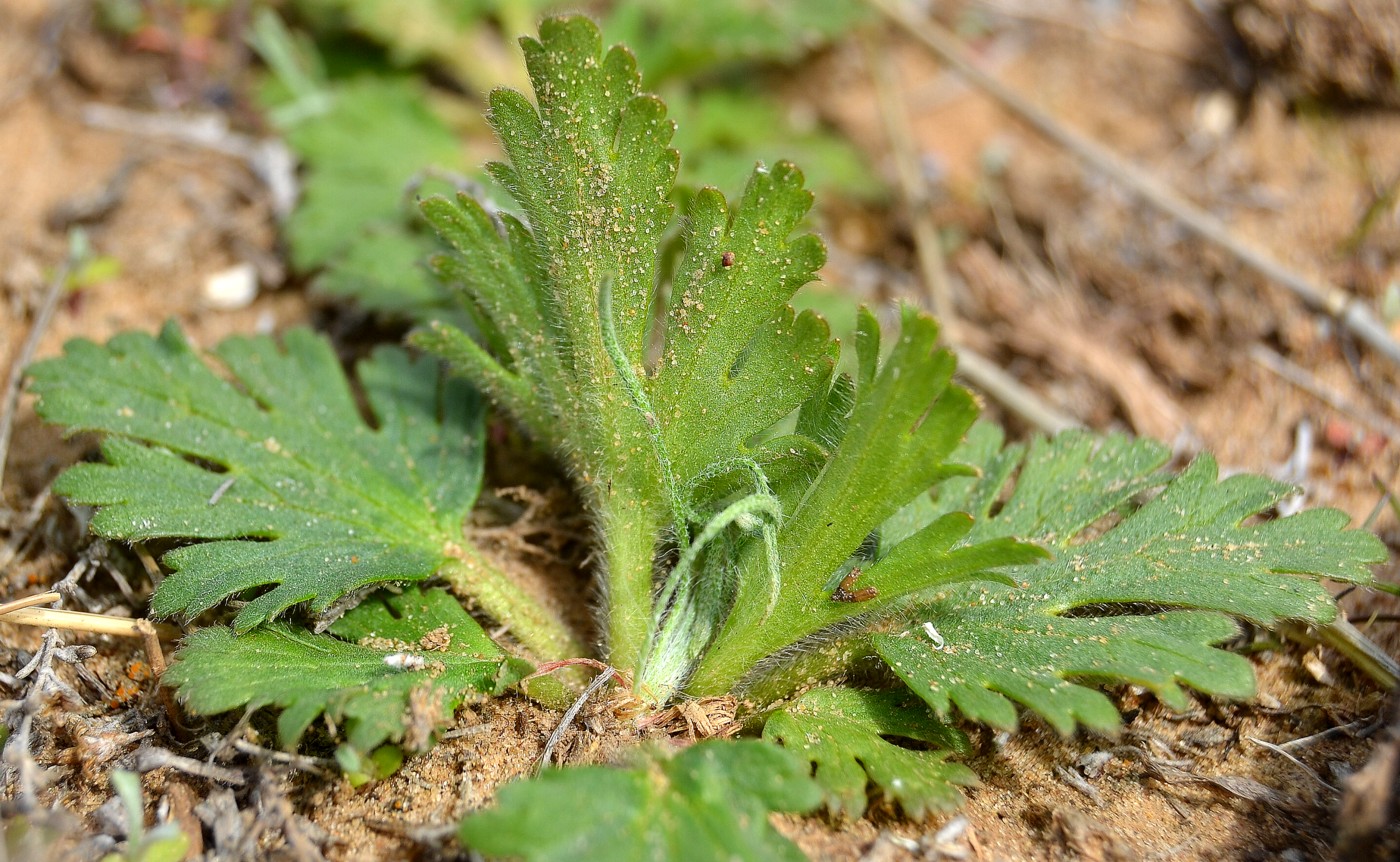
[
  {"xmin": 684, "ymin": 309, "xmax": 1045, "ymax": 697},
  {"xmin": 28, "ymin": 324, "xmax": 580, "ymax": 660}
]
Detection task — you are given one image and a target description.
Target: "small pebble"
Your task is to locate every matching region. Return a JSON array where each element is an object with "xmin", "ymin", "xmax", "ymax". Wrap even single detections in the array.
[{"xmin": 203, "ymin": 262, "xmax": 258, "ymax": 310}]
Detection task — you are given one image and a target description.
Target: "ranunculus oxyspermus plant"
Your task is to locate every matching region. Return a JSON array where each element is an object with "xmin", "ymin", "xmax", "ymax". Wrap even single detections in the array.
[{"xmin": 28, "ymin": 16, "xmax": 1386, "ymax": 860}]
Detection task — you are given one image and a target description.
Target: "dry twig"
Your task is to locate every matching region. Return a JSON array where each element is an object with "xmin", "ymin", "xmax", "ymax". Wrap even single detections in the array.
[
  {"xmin": 1249, "ymin": 345, "xmax": 1400, "ymax": 440},
  {"xmin": 0, "ymin": 255, "xmax": 70, "ymax": 496},
  {"xmin": 135, "ymin": 747, "xmax": 247, "ymax": 786},
  {"xmin": 81, "ymin": 103, "xmax": 297, "ymax": 218},
  {"xmin": 1278, "ymin": 717, "xmax": 1374, "ymax": 752},
  {"xmin": 1053, "ymin": 764, "xmax": 1102, "ymax": 805},
  {"xmin": 256, "ymin": 766, "xmax": 328, "ymax": 862},
  {"xmin": 862, "ymin": 27, "xmax": 1081, "ymax": 435},
  {"xmin": 2, "ymin": 629, "xmax": 94, "ymax": 812},
  {"xmin": 0, "ymin": 591, "xmax": 61, "ymax": 616},
  {"xmin": 868, "ymin": 0, "xmax": 1400, "ymax": 370},
  {"xmin": 0, "ymin": 482, "xmax": 52, "ymax": 574},
  {"xmin": 230, "ymin": 739, "xmax": 334, "ymax": 776}
]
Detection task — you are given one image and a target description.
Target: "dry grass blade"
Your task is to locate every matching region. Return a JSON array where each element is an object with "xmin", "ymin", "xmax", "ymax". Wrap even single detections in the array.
[
  {"xmin": 1244, "ymin": 735, "xmax": 1339, "ymax": 794},
  {"xmin": 0, "ymin": 591, "xmax": 61, "ymax": 616},
  {"xmin": 537, "ymin": 666, "xmax": 616, "ymax": 773},
  {"xmin": 134, "ymin": 747, "xmax": 247, "ymax": 786},
  {"xmin": 0, "ymin": 603, "xmax": 180, "ymax": 708},
  {"xmin": 1117, "ymin": 745, "xmax": 1294, "ymax": 807},
  {"xmin": 1279, "ymin": 619, "xmax": 1400, "ymax": 691}
]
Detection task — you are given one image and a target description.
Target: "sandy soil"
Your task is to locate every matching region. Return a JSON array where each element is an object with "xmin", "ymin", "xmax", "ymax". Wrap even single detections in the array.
[{"xmin": 2, "ymin": 1, "xmax": 1399, "ymax": 860}]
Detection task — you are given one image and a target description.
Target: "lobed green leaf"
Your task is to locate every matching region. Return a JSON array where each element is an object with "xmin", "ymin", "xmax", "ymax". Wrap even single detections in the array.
[
  {"xmin": 29, "ymin": 324, "xmax": 484, "ymax": 631},
  {"xmin": 648, "ymin": 164, "xmax": 836, "ymax": 486},
  {"xmin": 763, "ymin": 688, "xmax": 976, "ymax": 819},
  {"xmin": 459, "ymin": 740, "xmax": 821, "ymax": 862},
  {"xmin": 875, "ymin": 425, "xmax": 1386, "ymax": 734},
  {"xmin": 604, "ymin": 0, "xmax": 872, "ymax": 82},
  {"xmin": 486, "ymin": 15, "xmax": 677, "ymax": 363},
  {"xmin": 687, "ymin": 308, "xmax": 1033, "ymax": 695},
  {"xmin": 165, "ymin": 587, "xmax": 527, "ymax": 755},
  {"xmin": 280, "ymin": 77, "xmax": 465, "ymax": 317}
]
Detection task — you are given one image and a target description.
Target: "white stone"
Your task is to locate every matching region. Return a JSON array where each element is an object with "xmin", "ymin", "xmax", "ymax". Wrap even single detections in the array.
[{"xmin": 203, "ymin": 262, "xmax": 258, "ymax": 309}]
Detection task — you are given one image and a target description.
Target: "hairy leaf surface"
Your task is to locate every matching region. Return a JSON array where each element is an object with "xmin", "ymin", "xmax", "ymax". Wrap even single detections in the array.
[
  {"xmin": 687, "ymin": 310, "xmax": 1043, "ymax": 695},
  {"xmin": 414, "ymin": 16, "xmax": 870, "ymax": 685},
  {"xmin": 166, "ymin": 587, "xmax": 526, "ymax": 754},
  {"xmin": 29, "ymin": 324, "xmax": 484, "ymax": 631},
  {"xmin": 763, "ymin": 688, "xmax": 976, "ymax": 819},
  {"xmin": 875, "ymin": 425, "xmax": 1386, "ymax": 734},
  {"xmin": 459, "ymin": 740, "xmax": 821, "ymax": 862},
  {"xmin": 648, "ymin": 166, "xmax": 835, "ymax": 485}
]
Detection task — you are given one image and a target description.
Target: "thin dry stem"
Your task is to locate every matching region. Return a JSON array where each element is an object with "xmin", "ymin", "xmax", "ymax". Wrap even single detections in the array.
[
  {"xmin": 869, "ymin": 0, "xmax": 1400, "ymax": 369},
  {"xmin": 1249, "ymin": 344, "xmax": 1400, "ymax": 440},
  {"xmin": 0, "ymin": 591, "xmax": 60, "ymax": 616},
  {"xmin": 0, "ymin": 256, "xmax": 69, "ymax": 495},
  {"xmin": 863, "ymin": 26, "xmax": 1080, "ymax": 435},
  {"xmin": 0, "ymin": 606, "xmax": 178, "ymax": 640},
  {"xmin": 0, "ymin": 605, "xmax": 176, "ymax": 681},
  {"xmin": 864, "ymin": 29, "xmax": 954, "ymax": 324}
]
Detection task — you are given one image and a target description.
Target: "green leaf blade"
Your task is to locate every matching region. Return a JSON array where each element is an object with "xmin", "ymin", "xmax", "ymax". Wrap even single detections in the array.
[
  {"xmin": 688, "ymin": 307, "xmax": 997, "ymax": 696},
  {"xmin": 649, "ymin": 162, "xmax": 838, "ymax": 485},
  {"xmin": 494, "ymin": 17, "xmax": 678, "ymax": 359},
  {"xmin": 779, "ymin": 308, "xmax": 981, "ymax": 590},
  {"xmin": 164, "ymin": 587, "xmax": 526, "ymax": 756},
  {"xmin": 876, "ymin": 428, "xmax": 1387, "ymax": 735},
  {"xmin": 763, "ymin": 688, "xmax": 976, "ymax": 820},
  {"xmin": 280, "ymin": 77, "xmax": 462, "ymax": 275},
  {"xmin": 459, "ymin": 740, "xmax": 820, "ymax": 862},
  {"xmin": 29, "ymin": 324, "xmax": 485, "ymax": 630}
]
